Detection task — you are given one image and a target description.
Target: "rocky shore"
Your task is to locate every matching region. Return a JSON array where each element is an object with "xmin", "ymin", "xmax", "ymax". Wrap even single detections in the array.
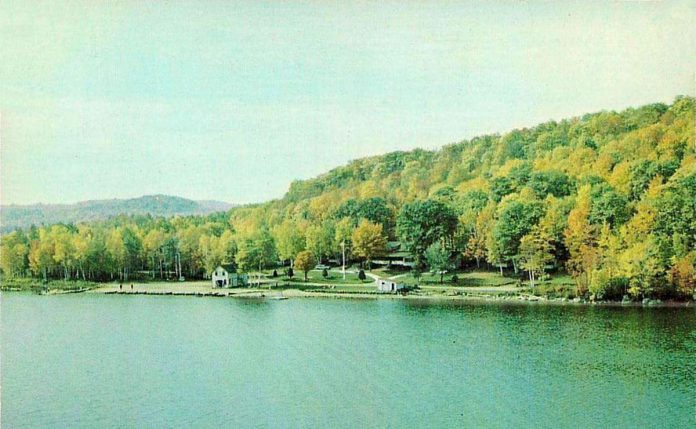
[{"xmin": 76, "ymin": 283, "xmax": 694, "ymax": 307}]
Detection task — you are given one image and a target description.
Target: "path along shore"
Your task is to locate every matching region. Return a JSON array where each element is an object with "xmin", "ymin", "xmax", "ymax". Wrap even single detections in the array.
[{"xmin": 77, "ymin": 281, "xmax": 695, "ymax": 307}]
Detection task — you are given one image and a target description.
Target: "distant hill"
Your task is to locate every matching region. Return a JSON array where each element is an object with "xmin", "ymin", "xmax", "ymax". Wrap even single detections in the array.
[{"xmin": 0, "ymin": 195, "xmax": 234, "ymax": 232}]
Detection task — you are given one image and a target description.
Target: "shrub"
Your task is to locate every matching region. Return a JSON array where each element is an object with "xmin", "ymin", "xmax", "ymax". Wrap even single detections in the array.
[
  {"xmin": 533, "ymin": 283, "xmax": 576, "ymax": 299},
  {"xmin": 272, "ymin": 270, "xmax": 278, "ymax": 278},
  {"xmin": 287, "ymin": 267, "xmax": 294, "ymax": 278},
  {"xmin": 590, "ymin": 269, "xmax": 628, "ymax": 300},
  {"xmin": 322, "ymin": 268, "xmax": 328, "ymax": 278},
  {"xmin": 669, "ymin": 253, "xmax": 696, "ymax": 299},
  {"xmin": 451, "ymin": 275, "xmax": 459, "ymax": 284},
  {"xmin": 358, "ymin": 270, "xmax": 366, "ymax": 280}
]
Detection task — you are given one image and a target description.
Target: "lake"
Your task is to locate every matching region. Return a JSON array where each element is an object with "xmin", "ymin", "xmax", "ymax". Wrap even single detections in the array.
[{"xmin": 2, "ymin": 294, "xmax": 695, "ymax": 428}]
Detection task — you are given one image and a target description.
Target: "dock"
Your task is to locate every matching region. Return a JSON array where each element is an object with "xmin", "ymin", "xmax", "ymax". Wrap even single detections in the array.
[{"xmin": 103, "ymin": 290, "xmax": 229, "ymax": 297}]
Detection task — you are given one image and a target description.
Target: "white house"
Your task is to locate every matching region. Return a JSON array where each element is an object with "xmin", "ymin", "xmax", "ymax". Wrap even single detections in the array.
[
  {"xmin": 377, "ymin": 279, "xmax": 405, "ymax": 293},
  {"xmin": 211, "ymin": 264, "xmax": 248, "ymax": 288}
]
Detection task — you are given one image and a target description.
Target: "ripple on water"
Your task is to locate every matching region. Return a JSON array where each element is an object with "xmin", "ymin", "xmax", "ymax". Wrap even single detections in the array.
[{"xmin": 1, "ymin": 294, "xmax": 695, "ymax": 428}]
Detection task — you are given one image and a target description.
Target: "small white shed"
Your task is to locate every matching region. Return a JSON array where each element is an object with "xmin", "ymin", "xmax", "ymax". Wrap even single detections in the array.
[{"xmin": 377, "ymin": 279, "xmax": 405, "ymax": 293}]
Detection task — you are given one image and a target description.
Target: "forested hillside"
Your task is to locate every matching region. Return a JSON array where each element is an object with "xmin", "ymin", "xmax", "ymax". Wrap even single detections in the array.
[
  {"xmin": 2, "ymin": 97, "xmax": 694, "ymax": 299},
  {"xmin": 0, "ymin": 195, "xmax": 233, "ymax": 233}
]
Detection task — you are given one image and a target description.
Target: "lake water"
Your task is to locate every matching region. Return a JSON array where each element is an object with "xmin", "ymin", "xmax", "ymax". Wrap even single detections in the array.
[{"xmin": 2, "ymin": 294, "xmax": 695, "ymax": 428}]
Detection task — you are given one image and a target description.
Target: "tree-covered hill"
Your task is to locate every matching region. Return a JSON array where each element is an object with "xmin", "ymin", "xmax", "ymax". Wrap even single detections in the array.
[
  {"xmin": 0, "ymin": 195, "xmax": 233, "ymax": 233},
  {"xmin": 2, "ymin": 97, "xmax": 694, "ymax": 300}
]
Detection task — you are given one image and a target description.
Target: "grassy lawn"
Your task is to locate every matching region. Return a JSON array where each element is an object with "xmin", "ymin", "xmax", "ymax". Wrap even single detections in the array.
[
  {"xmin": 256, "ymin": 282, "xmax": 376, "ymax": 294},
  {"xmin": 396, "ymin": 270, "xmax": 518, "ymax": 288},
  {"xmin": 542, "ymin": 273, "xmax": 575, "ymax": 286},
  {"xmin": 371, "ymin": 267, "xmax": 411, "ymax": 278},
  {"xmin": 524, "ymin": 272, "xmax": 577, "ymax": 298},
  {"xmin": 373, "ymin": 269, "xmax": 576, "ymax": 291},
  {"xmin": 259, "ymin": 269, "xmax": 374, "ymax": 285},
  {"xmin": 0, "ymin": 277, "xmax": 100, "ymax": 291}
]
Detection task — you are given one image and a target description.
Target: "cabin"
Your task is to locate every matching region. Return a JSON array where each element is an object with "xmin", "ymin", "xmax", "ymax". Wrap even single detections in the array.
[
  {"xmin": 211, "ymin": 264, "xmax": 248, "ymax": 288},
  {"xmin": 372, "ymin": 241, "xmax": 415, "ymax": 268},
  {"xmin": 377, "ymin": 279, "xmax": 405, "ymax": 293}
]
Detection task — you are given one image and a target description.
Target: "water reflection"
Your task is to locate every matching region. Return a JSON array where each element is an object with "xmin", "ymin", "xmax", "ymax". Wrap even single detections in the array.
[{"xmin": 2, "ymin": 294, "xmax": 694, "ymax": 428}]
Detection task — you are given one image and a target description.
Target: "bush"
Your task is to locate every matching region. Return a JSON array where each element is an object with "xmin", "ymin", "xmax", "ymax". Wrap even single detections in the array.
[
  {"xmin": 0, "ymin": 277, "xmax": 99, "ymax": 292},
  {"xmin": 322, "ymin": 268, "xmax": 328, "ymax": 278},
  {"xmin": 451, "ymin": 275, "xmax": 459, "ymax": 284},
  {"xmin": 669, "ymin": 253, "xmax": 696, "ymax": 299},
  {"xmin": 590, "ymin": 269, "xmax": 628, "ymax": 300},
  {"xmin": 533, "ymin": 283, "xmax": 576, "ymax": 299},
  {"xmin": 358, "ymin": 270, "xmax": 366, "ymax": 280},
  {"xmin": 272, "ymin": 270, "xmax": 278, "ymax": 278},
  {"xmin": 287, "ymin": 267, "xmax": 294, "ymax": 278}
]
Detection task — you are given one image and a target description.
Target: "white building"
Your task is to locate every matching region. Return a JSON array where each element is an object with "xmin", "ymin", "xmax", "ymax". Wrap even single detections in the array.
[
  {"xmin": 212, "ymin": 264, "xmax": 248, "ymax": 288},
  {"xmin": 377, "ymin": 279, "xmax": 405, "ymax": 293}
]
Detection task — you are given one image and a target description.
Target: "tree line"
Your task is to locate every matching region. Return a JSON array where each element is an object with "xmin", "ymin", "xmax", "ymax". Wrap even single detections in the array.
[{"xmin": 1, "ymin": 97, "xmax": 695, "ymax": 299}]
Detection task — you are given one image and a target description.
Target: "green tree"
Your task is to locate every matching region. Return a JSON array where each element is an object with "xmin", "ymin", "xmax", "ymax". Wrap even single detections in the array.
[
  {"xmin": 597, "ymin": 223, "xmax": 622, "ymax": 279},
  {"xmin": 529, "ymin": 170, "xmax": 574, "ymax": 198},
  {"xmin": 396, "ymin": 199, "xmax": 458, "ymax": 268},
  {"xmin": 219, "ymin": 230, "xmax": 238, "ymax": 264},
  {"xmin": 84, "ymin": 228, "xmax": 108, "ymax": 281},
  {"xmin": 424, "ymin": 241, "xmax": 452, "ymax": 283},
  {"xmin": 334, "ymin": 217, "xmax": 355, "ymax": 266},
  {"xmin": 305, "ymin": 221, "xmax": 335, "ymax": 262},
  {"xmin": 589, "ymin": 185, "xmax": 632, "ymax": 228},
  {"xmin": 122, "ymin": 227, "xmax": 143, "ymax": 280},
  {"xmin": 177, "ymin": 225, "xmax": 204, "ymax": 277},
  {"xmin": 106, "ymin": 229, "xmax": 127, "ymax": 280},
  {"xmin": 654, "ymin": 174, "xmax": 696, "ymax": 260},
  {"xmin": 144, "ymin": 229, "xmax": 167, "ymax": 278},
  {"xmin": 492, "ymin": 199, "xmax": 544, "ymax": 273},
  {"xmin": 334, "ymin": 197, "xmax": 394, "ymax": 231},
  {"xmin": 236, "ymin": 228, "xmax": 277, "ymax": 273},
  {"xmin": 199, "ymin": 234, "xmax": 227, "ymax": 278},
  {"xmin": 486, "ymin": 230, "xmax": 506, "ymax": 276},
  {"xmin": 274, "ymin": 220, "xmax": 305, "ymax": 266},
  {"xmin": 619, "ymin": 240, "xmax": 664, "ymax": 298}
]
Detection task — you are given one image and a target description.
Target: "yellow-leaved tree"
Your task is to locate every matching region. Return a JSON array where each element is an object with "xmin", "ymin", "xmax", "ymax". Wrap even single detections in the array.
[
  {"xmin": 351, "ymin": 219, "xmax": 387, "ymax": 270},
  {"xmin": 565, "ymin": 185, "xmax": 598, "ymax": 296},
  {"xmin": 294, "ymin": 250, "xmax": 316, "ymax": 281},
  {"xmin": 519, "ymin": 226, "xmax": 554, "ymax": 288}
]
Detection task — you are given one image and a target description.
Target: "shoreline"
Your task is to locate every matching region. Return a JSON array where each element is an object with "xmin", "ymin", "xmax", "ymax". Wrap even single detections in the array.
[
  {"xmin": 92, "ymin": 290, "xmax": 694, "ymax": 307},
  {"xmin": 3, "ymin": 281, "xmax": 693, "ymax": 308},
  {"xmin": 4, "ymin": 282, "xmax": 687, "ymax": 308}
]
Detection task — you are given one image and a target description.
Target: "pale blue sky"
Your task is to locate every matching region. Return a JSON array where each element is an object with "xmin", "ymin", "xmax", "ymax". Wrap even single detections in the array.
[{"xmin": 1, "ymin": 1, "xmax": 694, "ymax": 205}]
